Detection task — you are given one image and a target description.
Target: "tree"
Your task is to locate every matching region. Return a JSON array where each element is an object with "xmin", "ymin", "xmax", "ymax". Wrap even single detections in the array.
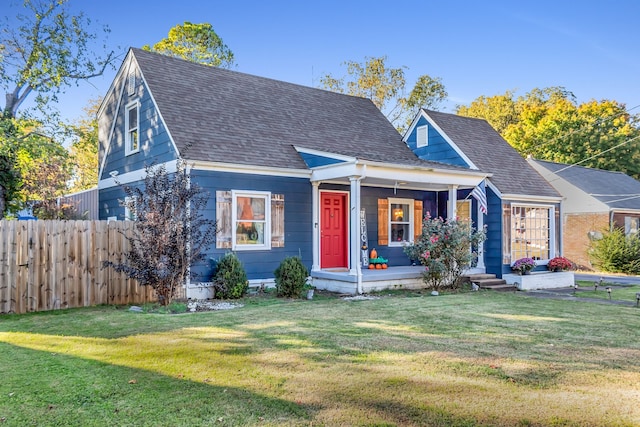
[
  {"xmin": 103, "ymin": 159, "xmax": 218, "ymax": 306},
  {"xmin": 456, "ymin": 87, "xmax": 640, "ymax": 179},
  {"xmin": 10, "ymin": 118, "xmax": 75, "ymax": 218},
  {"xmin": 1, "ymin": 0, "xmax": 116, "ymax": 119},
  {"xmin": 455, "ymin": 90, "xmax": 520, "ymax": 135},
  {"xmin": 0, "ymin": 118, "xmax": 21, "ymax": 216},
  {"xmin": 68, "ymin": 98, "xmax": 100, "ymax": 192},
  {"xmin": 319, "ymin": 56, "xmax": 447, "ymax": 132},
  {"xmin": 142, "ymin": 22, "xmax": 235, "ymax": 68}
]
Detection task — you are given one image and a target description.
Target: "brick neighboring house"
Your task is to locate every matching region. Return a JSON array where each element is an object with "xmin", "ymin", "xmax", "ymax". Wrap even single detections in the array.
[{"xmin": 528, "ymin": 158, "xmax": 640, "ymax": 270}]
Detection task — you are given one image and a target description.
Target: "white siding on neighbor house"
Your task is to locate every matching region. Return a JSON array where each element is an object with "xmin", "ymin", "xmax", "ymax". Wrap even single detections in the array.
[{"xmin": 528, "ymin": 160, "xmax": 609, "ymax": 214}]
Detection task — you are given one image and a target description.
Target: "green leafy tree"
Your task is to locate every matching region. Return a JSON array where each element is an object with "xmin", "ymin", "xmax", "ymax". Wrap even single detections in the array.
[
  {"xmin": 457, "ymin": 87, "xmax": 640, "ymax": 179},
  {"xmin": 320, "ymin": 56, "xmax": 447, "ymax": 132},
  {"xmin": 142, "ymin": 22, "xmax": 235, "ymax": 68},
  {"xmin": 67, "ymin": 98, "xmax": 100, "ymax": 192},
  {"xmin": 11, "ymin": 118, "xmax": 74, "ymax": 217},
  {"xmin": 0, "ymin": 118, "xmax": 21, "ymax": 216},
  {"xmin": 0, "ymin": 0, "xmax": 116, "ymax": 119},
  {"xmin": 455, "ymin": 90, "xmax": 520, "ymax": 135}
]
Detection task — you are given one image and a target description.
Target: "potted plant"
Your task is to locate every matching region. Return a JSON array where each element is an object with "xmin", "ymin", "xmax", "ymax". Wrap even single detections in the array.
[
  {"xmin": 547, "ymin": 256, "xmax": 573, "ymax": 272},
  {"xmin": 511, "ymin": 257, "xmax": 536, "ymax": 275}
]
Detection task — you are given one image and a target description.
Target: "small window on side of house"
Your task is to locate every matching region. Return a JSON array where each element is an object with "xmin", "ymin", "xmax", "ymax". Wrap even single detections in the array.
[
  {"xmin": 416, "ymin": 125, "xmax": 428, "ymax": 148},
  {"xmin": 125, "ymin": 101, "xmax": 140, "ymax": 156}
]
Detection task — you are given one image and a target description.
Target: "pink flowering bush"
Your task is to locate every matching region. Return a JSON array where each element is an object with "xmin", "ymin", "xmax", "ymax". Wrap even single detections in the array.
[
  {"xmin": 404, "ymin": 213, "xmax": 486, "ymax": 291},
  {"xmin": 547, "ymin": 256, "xmax": 573, "ymax": 271}
]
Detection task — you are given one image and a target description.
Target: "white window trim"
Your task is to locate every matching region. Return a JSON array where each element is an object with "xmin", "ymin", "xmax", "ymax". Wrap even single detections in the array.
[
  {"xmin": 416, "ymin": 125, "xmax": 428, "ymax": 148},
  {"xmin": 125, "ymin": 101, "xmax": 140, "ymax": 156},
  {"xmin": 388, "ymin": 197, "xmax": 414, "ymax": 247},
  {"xmin": 510, "ymin": 203, "xmax": 555, "ymax": 264},
  {"xmin": 232, "ymin": 190, "xmax": 271, "ymax": 251}
]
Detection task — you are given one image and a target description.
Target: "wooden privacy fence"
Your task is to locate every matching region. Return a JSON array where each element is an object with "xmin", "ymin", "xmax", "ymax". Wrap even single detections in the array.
[{"xmin": 0, "ymin": 220, "xmax": 158, "ymax": 314}]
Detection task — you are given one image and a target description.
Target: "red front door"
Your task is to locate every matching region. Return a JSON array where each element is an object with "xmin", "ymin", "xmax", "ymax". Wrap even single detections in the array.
[{"xmin": 321, "ymin": 192, "xmax": 348, "ymax": 268}]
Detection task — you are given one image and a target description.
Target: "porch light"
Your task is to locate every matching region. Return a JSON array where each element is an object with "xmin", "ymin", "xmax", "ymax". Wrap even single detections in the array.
[{"xmin": 606, "ymin": 287, "xmax": 612, "ymax": 299}]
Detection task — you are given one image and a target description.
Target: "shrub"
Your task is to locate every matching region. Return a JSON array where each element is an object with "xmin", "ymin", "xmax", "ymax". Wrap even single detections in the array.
[
  {"xmin": 589, "ymin": 228, "xmax": 640, "ymax": 274},
  {"xmin": 212, "ymin": 252, "xmax": 248, "ymax": 299},
  {"xmin": 274, "ymin": 256, "xmax": 309, "ymax": 298},
  {"xmin": 547, "ymin": 256, "xmax": 573, "ymax": 271},
  {"xmin": 404, "ymin": 213, "xmax": 486, "ymax": 291},
  {"xmin": 511, "ymin": 257, "xmax": 536, "ymax": 274}
]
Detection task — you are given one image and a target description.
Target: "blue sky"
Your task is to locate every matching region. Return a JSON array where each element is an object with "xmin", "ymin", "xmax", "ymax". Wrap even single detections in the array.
[{"xmin": 5, "ymin": 0, "xmax": 640, "ymax": 122}]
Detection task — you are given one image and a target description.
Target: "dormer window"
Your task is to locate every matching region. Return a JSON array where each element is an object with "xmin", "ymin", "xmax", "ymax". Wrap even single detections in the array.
[
  {"xmin": 416, "ymin": 125, "xmax": 428, "ymax": 148},
  {"xmin": 125, "ymin": 101, "xmax": 140, "ymax": 155}
]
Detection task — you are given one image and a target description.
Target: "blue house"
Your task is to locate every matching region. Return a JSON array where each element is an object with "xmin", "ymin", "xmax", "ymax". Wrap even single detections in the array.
[
  {"xmin": 404, "ymin": 110, "xmax": 562, "ymax": 277},
  {"xmin": 98, "ymin": 48, "xmax": 559, "ymax": 297}
]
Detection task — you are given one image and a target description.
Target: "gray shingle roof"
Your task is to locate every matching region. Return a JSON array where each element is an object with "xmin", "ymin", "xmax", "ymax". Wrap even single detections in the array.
[
  {"xmin": 131, "ymin": 48, "xmax": 463, "ymax": 172},
  {"xmin": 531, "ymin": 159, "xmax": 640, "ymax": 210},
  {"xmin": 423, "ymin": 109, "xmax": 560, "ymax": 198}
]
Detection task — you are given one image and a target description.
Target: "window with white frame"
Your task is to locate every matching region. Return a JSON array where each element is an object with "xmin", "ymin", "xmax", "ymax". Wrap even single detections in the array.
[
  {"xmin": 232, "ymin": 191, "xmax": 271, "ymax": 250},
  {"xmin": 510, "ymin": 205, "xmax": 553, "ymax": 261},
  {"xmin": 389, "ymin": 198, "xmax": 414, "ymax": 246},
  {"xmin": 125, "ymin": 101, "xmax": 140, "ymax": 155},
  {"xmin": 416, "ymin": 125, "xmax": 428, "ymax": 148}
]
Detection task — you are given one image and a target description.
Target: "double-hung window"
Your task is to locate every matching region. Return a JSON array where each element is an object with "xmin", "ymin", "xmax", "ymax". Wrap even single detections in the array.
[
  {"xmin": 389, "ymin": 198, "xmax": 414, "ymax": 246},
  {"xmin": 125, "ymin": 101, "xmax": 140, "ymax": 155},
  {"xmin": 232, "ymin": 190, "xmax": 271, "ymax": 250}
]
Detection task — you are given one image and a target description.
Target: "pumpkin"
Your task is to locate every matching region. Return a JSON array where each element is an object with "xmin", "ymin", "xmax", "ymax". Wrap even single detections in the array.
[
  {"xmin": 370, "ymin": 248, "xmax": 378, "ymax": 259},
  {"xmin": 368, "ymin": 264, "xmax": 375, "ymax": 269},
  {"xmin": 375, "ymin": 264, "xmax": 382, "ymax": 269},
  {"xmin": 382, "ymin": 264, "xmax": 388, "ymax": 269}
]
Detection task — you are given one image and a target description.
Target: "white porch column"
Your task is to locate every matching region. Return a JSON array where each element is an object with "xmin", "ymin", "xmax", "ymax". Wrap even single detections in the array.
[
  {"xmin": 447, "ymin": 185, "xmax": 458, "ymax": 221},
  {"xmin": 311, "ymin": 182, "xmax": 320, "ymax": 272},
  {"xmin": 349, "ymin": 177, "xmax": 362, "ymax": 278},
  {"xmin": 476, "ymin": 202, "xmax": 485, "ymax": 269}
]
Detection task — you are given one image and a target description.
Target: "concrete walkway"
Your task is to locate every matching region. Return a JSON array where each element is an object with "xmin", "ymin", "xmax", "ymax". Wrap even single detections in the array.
[{"xmin": 574, "ymin": 272, "xmax": 640, "ymax": 285}]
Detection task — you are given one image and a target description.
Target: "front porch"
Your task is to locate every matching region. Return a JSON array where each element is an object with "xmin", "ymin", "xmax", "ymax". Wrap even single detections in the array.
[{"xmin": 311, "ymin": 265, "xmax": 485, "ymax": 295}]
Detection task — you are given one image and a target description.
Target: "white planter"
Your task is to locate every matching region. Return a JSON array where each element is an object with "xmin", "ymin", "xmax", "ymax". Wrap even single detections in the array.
[{"xmin": 503, "ymin": 271, "xmax": 575, "ymax": 291}]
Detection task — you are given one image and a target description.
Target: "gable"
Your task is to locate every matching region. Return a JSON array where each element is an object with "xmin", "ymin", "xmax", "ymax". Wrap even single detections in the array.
[
  {"xmin": 405, "ymin": 115, "xmax": 471, "ymax": 168},
  {"xmin": 98, "ymin": 52, "xmax": 178, "ymax": 184}
]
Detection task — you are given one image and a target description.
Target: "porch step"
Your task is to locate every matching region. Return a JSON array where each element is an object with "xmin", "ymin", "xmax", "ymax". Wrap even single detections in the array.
[{"xmin": 463, "ymin": 274, "xmax": 515, "ymax": 291}]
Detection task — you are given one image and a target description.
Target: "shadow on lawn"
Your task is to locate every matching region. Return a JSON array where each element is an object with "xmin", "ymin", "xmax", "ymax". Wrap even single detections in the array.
[{"xmin": 0, "ymin": 342, "xmax": 311, "ymax": 426}]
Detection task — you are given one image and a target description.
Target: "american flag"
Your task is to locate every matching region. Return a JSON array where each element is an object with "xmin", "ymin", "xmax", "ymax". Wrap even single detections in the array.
[{"xmin": 471, "ymin": 180, "xmax": 488, "ymax": 214}]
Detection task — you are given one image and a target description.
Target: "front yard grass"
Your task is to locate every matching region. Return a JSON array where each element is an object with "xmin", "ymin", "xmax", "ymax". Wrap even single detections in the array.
[
  {"xmin": 576, "ymin": 281, "xmax": 640, "ymax": 303},
  {"xmin": 1, "ymin": 290, "xmax": 639, "ymax": 426}
]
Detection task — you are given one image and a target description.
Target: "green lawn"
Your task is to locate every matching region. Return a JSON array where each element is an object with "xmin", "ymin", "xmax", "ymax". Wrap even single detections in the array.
[
  {"xmin": 1, "ymin": 290, "xmax": 639, "ymax": 426},
  {"xmin": 576, "ymin": 281, "xmax": 640, "ymax": 303}
]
